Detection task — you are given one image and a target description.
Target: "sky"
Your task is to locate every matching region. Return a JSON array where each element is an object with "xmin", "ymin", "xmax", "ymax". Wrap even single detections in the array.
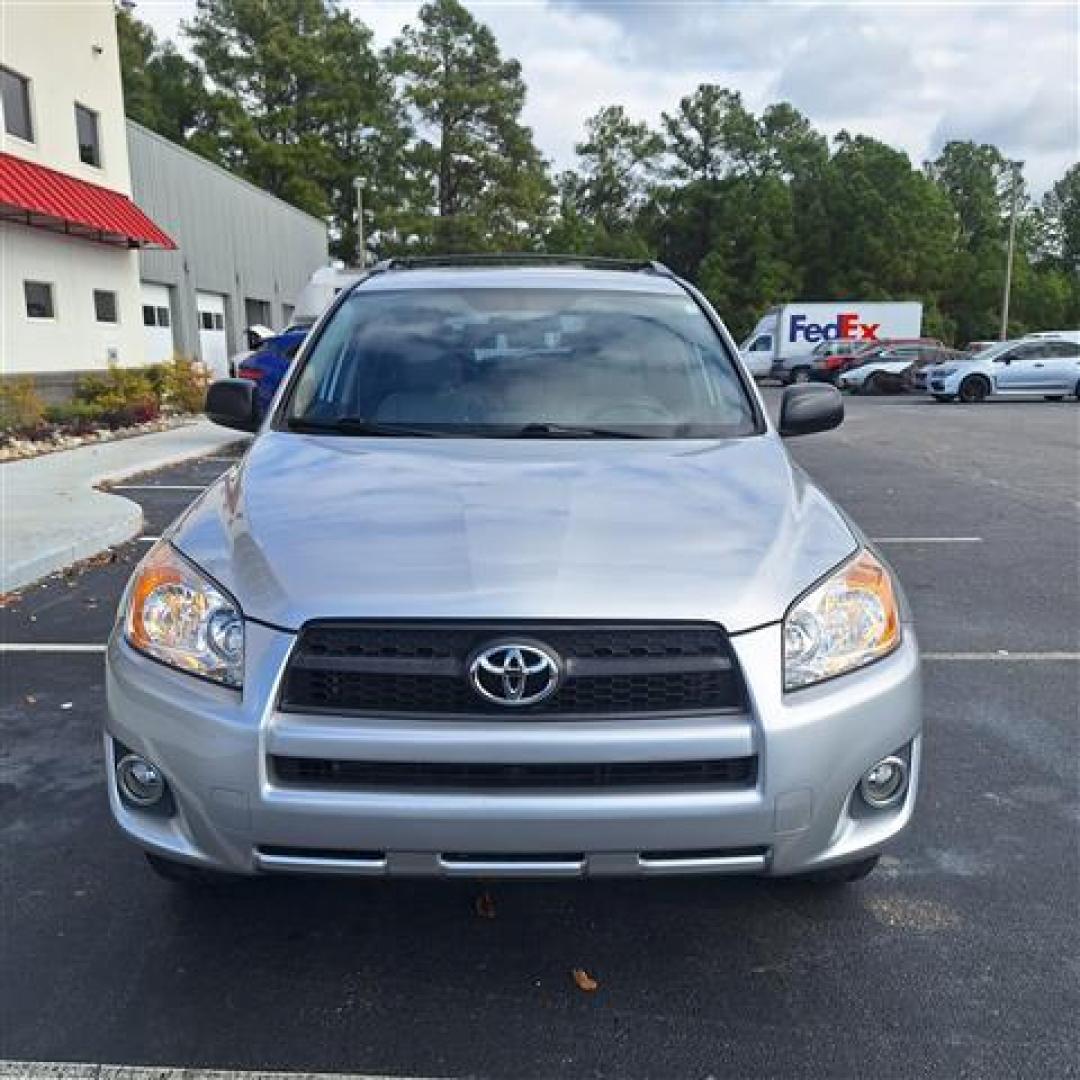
[{"xmin": 133, "ymin": 0, "xmax": 1078, "ymax": 193}]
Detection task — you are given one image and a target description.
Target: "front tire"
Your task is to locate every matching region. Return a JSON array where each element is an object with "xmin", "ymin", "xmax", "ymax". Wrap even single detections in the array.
[
  {"xmin": 789, "ymin": 367, "xmax": 812, "ymax": 385},
  {"xmin": 958, "ymin": 375, "xmax": 990, "ymax": 403}
]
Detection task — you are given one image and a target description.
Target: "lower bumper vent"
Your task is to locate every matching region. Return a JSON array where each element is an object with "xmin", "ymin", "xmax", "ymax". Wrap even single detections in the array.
[{"xmin": 271, "ymin": 755, "xmax": 758, "ymax": 792}]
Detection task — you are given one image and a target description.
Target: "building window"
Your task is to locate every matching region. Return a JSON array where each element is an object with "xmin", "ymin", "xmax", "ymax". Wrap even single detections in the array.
[
  {"xmin": 1, "ymin": 66, "xmax": 33, "ymax": 142},
  {"xmin": 24, "ymin": 281, "xmax": 55, "ymax": 319},
  {"xmin": 75, "ymin": 103, "xmax": 101, "ymax": 167},
  {"xmin": 94, "ymin": 289, "xmax": 118, "ymax": 323},
  {"xmin": 142, "ymin": 305, "xmax": 156, "ymax": 327},
  {"xmin": 213, "ymin": 312, "xmax": 224, "ymax": 330},
  {"xmin": 157, "ymin": 306, "xmax": 170, "ymax": 328}
]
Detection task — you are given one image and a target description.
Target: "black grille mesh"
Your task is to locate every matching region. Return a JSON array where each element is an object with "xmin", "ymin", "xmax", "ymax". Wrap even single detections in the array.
[
  {"xmin": 279, "ymin": 622, "xmax": 745, "ymax": 718},
  {"xmin": 272, "ymin": 755, "xmax": 757, "ymax": 791}
]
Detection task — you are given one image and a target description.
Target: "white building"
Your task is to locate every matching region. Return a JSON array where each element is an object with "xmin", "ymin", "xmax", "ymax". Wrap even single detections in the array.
[{"xmin": 1, "ymin": 0, "xmax": 328, "ymax": 397}]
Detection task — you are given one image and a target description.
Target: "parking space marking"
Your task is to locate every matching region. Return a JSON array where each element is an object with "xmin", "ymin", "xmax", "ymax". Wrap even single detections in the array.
[
  {"xmin": 873, "ymin": 537, "xmax": 983, "ymax": 544},
  {"xmin": 0, "ymin": 644, "xmax": 106, "ymax": 654},
  {"xmin": 135, "ymin": 536, "xmax": 160, "ymax": 542},
  {"xmin": 0, "ymin": 1064, "xmax": 437, "ymax": 1080},
  {"xmin": 109, "ymin": 484, "xmax": 207, "ymax": 492},
  {"xmin": 923, "ymin": 651, "xmax": 1080, "ymax": 661}
]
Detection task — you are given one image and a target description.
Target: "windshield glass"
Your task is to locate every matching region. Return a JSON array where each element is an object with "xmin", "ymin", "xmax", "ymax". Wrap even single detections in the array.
[{"xmin": 283, "ymin": 288, "xmax": 758, "ymax": 438}]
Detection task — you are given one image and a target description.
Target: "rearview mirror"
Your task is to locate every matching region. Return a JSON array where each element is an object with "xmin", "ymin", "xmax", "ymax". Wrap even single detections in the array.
[
  {"xmin": 779, "ymin": 384, "xmax": 843, "ymax": 437},
  {"xmin": 205, "ymin": 378, "xmax": 259, "ymax": 433}
]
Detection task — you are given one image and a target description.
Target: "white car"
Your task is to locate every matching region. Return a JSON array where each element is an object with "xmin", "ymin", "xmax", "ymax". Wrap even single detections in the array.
[
  {"xmin": 925, "ymin": 338, "xmax": 1080, "ymax": 402},
  {"xmin": 838, "ymin": 344, "xmax": 952, "ymax": 395}
]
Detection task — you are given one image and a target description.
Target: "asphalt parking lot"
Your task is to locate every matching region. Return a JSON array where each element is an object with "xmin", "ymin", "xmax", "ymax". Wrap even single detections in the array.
[{"xmin": 1, "ymin": 391, "xmax": 1077, "ymax": 1078}]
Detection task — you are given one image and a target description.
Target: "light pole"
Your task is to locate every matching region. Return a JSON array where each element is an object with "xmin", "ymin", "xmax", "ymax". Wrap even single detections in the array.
[
  {"xmin": 1000, "ymin": 160, "xmax": 1022, "ymax": 341},
  {"xmin": 353, "ymin": 177, "xmax": 366, "ymax": 267}
]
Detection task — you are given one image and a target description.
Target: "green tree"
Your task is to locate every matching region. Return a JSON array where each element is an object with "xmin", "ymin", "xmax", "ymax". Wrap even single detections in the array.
[
  {"xmin": 116, "ymin": 3, "xmax": 207, "ymax": 143},
  {"xmin": 570, "ymin": 106, "xmax": 663, "ymax": 236},
  {"xmin": 1039, "ymin": 163, "xmax": 1080, "ymax": 272},
  {"xmin": 186, "ymin": 0, "xmax": 409, "ymax": 260},
  {"xmin": 387, "ymin": 0, "xmax": 552, "ymax": 252}
]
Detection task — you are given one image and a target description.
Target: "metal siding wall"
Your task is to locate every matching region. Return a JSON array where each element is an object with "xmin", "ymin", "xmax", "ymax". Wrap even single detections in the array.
[{"xmin": 128, "ymin": 122, "xmax": 329, "ymax": 362}]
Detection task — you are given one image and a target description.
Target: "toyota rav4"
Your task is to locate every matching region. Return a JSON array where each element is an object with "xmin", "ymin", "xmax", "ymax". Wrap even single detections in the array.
[{"xmin": 105, "ymin": 256, "xmax": 921, "ymax": 887}]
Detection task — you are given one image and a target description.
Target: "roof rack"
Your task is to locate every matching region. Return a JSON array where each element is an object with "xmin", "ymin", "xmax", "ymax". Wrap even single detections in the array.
[{"xmin": 369, "ymin": 253, "xmax": 674, "ymax": 276}]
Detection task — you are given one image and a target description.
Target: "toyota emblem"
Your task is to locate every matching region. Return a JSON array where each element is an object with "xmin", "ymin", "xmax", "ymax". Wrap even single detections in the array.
[{"xmin": 468, "ymin": 642, "xmax": 562, "ymax": 706}]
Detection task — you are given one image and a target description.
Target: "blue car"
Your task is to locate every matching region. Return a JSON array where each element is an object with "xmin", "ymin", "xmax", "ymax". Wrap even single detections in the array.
[{"xmin": 236, "ymin": 329, "xmax": 307, "ymax": 415}]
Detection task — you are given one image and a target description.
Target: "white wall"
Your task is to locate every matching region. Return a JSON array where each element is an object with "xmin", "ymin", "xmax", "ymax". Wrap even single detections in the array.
[
  {"xmin": 1, "ymin": 0, "xmax": 132, "ymax": 194},
  {"xmin": 0, "ymin": 0, "xmax": 146, "ymax": 378},
  {"xmin": 1, "ymin": 224, "xmax": 144, "ymax": 376}
]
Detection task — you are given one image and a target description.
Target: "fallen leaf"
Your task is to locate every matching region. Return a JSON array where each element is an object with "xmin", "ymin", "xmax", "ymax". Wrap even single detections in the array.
[
  {"xmin": 571, "ymin": 968, "xmax": 599, "ymax": 992},
  {"xmin": 474, "ymin": 891, "xmax": 496, "ymax": 920}
]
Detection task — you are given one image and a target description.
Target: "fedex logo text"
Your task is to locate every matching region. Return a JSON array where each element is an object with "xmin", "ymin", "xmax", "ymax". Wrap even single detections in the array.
[{"xmin": 788, "ymin": 312, "xmax": 881, "ymax": 344}]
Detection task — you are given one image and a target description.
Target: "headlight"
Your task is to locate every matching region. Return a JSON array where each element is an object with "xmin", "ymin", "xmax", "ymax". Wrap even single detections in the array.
[
  {"xmin": 783, "ymin": 550, "xmax": 900, "ymax": 691},
  {"xmin": 124, "ymin": 543, "xmax": 244, "ymax": 687}
]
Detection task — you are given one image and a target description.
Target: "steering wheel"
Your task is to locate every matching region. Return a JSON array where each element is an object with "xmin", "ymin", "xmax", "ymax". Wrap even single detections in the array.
[{"xmin": 585, "ymin": 398, "xmax": 675, "ymax": 425}]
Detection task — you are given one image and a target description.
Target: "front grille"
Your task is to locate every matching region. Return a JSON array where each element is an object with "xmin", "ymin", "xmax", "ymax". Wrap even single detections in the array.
[
  {"xmin": 279, "ymin": 621, "xmax": 746, "ymax": 718},
  {"xmin": 271, "ymin": 755, "xmax": 758, "ymax": 791}
]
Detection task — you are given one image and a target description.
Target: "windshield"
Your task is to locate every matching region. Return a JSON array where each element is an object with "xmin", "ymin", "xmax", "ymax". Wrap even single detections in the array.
[{"xmin": 282, "ymin": 288, "xmax": 758, "ymax": 438}]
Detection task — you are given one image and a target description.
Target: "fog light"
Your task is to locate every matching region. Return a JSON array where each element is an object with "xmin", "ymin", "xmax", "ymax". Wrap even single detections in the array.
[
  {"xmin": 859, "ymin": 755, "xmax": 908, "ymax": 809},
  {"xmin": 116, "ymin": 753, "xmax": 166, "ymax": 807}
]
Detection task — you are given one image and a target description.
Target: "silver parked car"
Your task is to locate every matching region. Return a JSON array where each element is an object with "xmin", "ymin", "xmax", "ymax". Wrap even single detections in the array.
[{"xmin": 106, "ymin": 256, "xmax": 921, "ymax": 887}]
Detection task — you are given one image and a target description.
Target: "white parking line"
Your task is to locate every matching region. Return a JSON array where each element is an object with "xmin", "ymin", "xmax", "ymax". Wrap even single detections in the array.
[
  {"xmin": 109, "ymin": 485, "xmax": 207, "ymax": 492},
  {"xmin": 135, "ymin": 536, "xmax": 160, "ymax": 542},
  {"xmin": 0, "ymin": 1064, "xmax": 435, "ymax": 1080},
  {"xmin": 873, "ymin": 537, "xmax": 983, "ymax": 544},
  {"xmin": 922, "ymin": 652, "xmax": 1080, "ymax": 661},
  {"xmin": 1, "ymin": 644, "xmax": 107, "ymax": 653}
]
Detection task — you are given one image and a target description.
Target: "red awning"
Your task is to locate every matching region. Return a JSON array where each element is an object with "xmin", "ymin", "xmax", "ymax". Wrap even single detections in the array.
[{"xmin": 0, "ymin": 152, "xmax": 176, "ymax": 249}]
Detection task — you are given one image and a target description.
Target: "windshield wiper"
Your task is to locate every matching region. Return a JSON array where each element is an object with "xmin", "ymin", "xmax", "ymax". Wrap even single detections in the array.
[
  {"xmin": 512, "ymin": 422, "xmax": 652, "ymax": 439},
  {"xmin": 286, "ymin": 416, "xmax": 454, "ymax": 438}
]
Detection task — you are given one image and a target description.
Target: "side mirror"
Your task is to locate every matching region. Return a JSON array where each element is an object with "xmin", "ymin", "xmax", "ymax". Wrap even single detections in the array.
[
  {"xmin": 779, "ymin": 384, "xmax": 843, "ymax": 437},
  {"xmin": 205, "ymin": 378, "xmax": 259, "ymax": 433}
]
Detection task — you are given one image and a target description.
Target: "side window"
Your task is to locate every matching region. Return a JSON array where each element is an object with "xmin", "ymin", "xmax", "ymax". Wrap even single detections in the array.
[
  {"xmin": 752, "ymin": 334, "xmax": 772, "ymax": 352},
  {"xmin": 24, "ymin": 281, "xmax": 55, "ymax": 319},
  {"xmin": 93, "ymin": 289, "xmax": 118, "ymax": 324},
  {"xmin": 75, "ymin": 103, "xmax": 101, "ymax": 167},
  {"xmin": 1043, "ymin": 341, "xmax": 1080, "ymax": 358},
  {"xmin": 1, "ymin": 66, "xmax": 33, "ymax": 141}
]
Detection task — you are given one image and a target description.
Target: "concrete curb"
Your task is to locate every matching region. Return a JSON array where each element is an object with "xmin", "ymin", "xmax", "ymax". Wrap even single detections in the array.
[{"xmin": 1, "ymin": 420, "xmax": 247, "ymax": 593}]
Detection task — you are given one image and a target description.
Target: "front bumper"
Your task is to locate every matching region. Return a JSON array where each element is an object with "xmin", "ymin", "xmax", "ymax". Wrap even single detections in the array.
[{"xmin": 104, "ymin": 621, "xmax": 922, "ymax": 879}]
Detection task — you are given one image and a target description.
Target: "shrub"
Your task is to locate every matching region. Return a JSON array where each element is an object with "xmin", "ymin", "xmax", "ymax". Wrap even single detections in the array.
[
  {"xmin": 0, "ymin": 377, "xmax": 46, "ymax": 434},
  {"xmin": 76, "ymin": 364, "xmax": 160, "ymax": 427},
  {"xmin": 159, "ymin": 354, "xmax": 210, "ymax": 414},
  {"xmin": 43, "ymin": 400, "xmax": 106, "ymax": 434}
]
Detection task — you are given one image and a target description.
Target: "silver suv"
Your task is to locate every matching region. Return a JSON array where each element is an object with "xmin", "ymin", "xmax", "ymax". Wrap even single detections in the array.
[{"xmin": 106, "ymin": 256, "xmax": 921, "ymax": 886}]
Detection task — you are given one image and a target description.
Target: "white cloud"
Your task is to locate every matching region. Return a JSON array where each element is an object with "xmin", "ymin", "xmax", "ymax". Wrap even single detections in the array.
[{"xmin": 129, "ymin": 0, "xmax": 1079, "ymax": 191}]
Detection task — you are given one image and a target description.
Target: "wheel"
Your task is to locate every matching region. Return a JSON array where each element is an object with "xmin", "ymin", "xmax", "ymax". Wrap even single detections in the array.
[
  {"xmin": 790, "ymin": 367, "xmax": 812, "ymax": 385},
  {"xmin": 932, "ymin": 394, "xmax": 955, "ymax": 402},
  {"xmin": 144, "ymin": 851, "xmax": 237, "ymax": 888},
  {"xmin": 958, "ymin": 376, "xmax": 990, "ymax": 403},
  {"xmin": 863, "ymin": 372, "xmax": 887, "ymax": 396},
  {"xmin": 791, "ymin": 854, "xmax": 880, "ymax": 885}
]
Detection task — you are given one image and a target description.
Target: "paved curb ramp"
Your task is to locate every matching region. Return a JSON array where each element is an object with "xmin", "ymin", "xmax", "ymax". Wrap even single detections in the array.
[{"xmin": 0, "ymin": 420, "xmax": 247, "ymax": 593}]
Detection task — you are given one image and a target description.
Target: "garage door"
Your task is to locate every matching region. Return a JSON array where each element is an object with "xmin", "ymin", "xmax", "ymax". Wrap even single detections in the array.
[
  {"xmin": 141, "ymin": 283, "xmax": 174, "ymax": 365},
  {"xmin": 196, "ymin": 291, "xmax": 229, "ymax": 379}
]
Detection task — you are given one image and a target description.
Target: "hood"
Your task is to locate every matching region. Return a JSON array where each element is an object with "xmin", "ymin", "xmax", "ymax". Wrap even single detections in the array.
[{"xmin": 170, "ymin": 432, "xmax": 857, "ymax": 634}]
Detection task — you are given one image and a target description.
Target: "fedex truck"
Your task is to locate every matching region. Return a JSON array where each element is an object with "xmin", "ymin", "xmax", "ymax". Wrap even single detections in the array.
[{"xmin": 739, "ymin": 302, "xmax": 923, "ymax": 382}]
